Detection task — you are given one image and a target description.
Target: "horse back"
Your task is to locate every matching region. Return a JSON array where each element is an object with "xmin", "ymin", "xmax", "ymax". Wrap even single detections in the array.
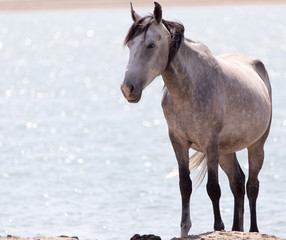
[{"xmin": 217, "ymin": 54, "xmax": 271, "ymax": 99}]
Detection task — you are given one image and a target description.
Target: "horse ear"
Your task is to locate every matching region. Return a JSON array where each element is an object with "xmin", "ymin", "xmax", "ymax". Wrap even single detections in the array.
[
  {"xmin": 130, "ymin": 2, "xmax": 141, "ymax": 22},
  {"xmin": 153, "ymin": 2, "xmax": 162, "ymax": 24}
]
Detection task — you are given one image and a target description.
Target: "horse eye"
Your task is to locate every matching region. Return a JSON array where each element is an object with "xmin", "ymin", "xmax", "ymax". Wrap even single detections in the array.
[{"xmin": 147, "ymin": 43, "xmax": 155, "ymax": 49}]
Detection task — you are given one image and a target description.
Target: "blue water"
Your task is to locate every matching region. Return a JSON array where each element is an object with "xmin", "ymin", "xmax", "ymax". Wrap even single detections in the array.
[{"xmin": 0, "ymin": 5, "xmax": 285, "ymax": 240}]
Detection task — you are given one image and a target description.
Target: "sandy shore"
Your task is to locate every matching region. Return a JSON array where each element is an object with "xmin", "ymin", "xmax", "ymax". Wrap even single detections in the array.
[
  {"xmin": 0, "ymin": 0, "xmax": 286, "ymax": 10},
  {"xmin": 2, "ymin": 231, "xmax": 285, "ymax": 240},
  {"xmin": 177, "ymin": 231, "xmax": 286, "ymax": 240},
  {"xmin": 131, "ymin": 231, "xmax": 286, "ymax": 240}
]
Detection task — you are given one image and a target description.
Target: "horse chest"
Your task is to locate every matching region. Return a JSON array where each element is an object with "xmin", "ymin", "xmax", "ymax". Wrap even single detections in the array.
[{"xmin": 162, "ymin": 94, "xmax": 206, "ymax": 143}]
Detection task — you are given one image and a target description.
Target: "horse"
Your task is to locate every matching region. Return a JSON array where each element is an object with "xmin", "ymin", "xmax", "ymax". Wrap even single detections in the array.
[{"xmin": 121, "ymin": 2, "xmax": 272, "ymax": 237}]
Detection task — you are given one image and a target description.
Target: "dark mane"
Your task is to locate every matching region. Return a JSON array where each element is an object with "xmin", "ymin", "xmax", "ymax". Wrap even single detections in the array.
[
  {"xmin": 124, "ymin": 16, "xmax": 185, "ymax": 66},
  {"xmin": 162, "ymin": 19, "xmax": 185, "ymax": 66},
  {"xmin": 124, "ymin": 15, "xmax": 153, "ymax": 45}
]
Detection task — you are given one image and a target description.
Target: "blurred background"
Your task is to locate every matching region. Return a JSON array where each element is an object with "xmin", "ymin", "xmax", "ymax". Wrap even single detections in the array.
[
  {"xmin": 0, "ymin": 1, "xmax": 285, "ymax": 240},
  {"xmin": 1, "ymin": 0, "xmax": 286, "ymax": 9}
]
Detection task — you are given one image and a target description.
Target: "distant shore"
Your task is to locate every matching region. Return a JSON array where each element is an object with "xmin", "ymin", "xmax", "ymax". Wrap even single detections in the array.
[{"xmin": 0, "ymin": 0, "xmax": 286, "ymax": 11}]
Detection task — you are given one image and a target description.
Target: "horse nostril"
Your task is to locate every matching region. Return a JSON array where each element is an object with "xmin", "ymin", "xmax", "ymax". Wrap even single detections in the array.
[{"xmin": 130, "ymin": 84, "xmax": 135, "ymax": 94}]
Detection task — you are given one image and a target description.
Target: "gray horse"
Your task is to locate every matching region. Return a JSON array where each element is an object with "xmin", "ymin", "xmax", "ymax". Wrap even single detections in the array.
[{"xmin": 121, "ymin": 2, "xmax": 272, "ymax": 237}]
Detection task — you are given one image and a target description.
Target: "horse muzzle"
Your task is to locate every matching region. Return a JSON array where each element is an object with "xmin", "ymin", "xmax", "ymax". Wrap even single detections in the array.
[{"xmin": 121, "ymin": 80, "xmax": 142, "ymax": 103}]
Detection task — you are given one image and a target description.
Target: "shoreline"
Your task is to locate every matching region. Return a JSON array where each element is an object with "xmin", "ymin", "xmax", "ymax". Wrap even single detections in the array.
[
  {"xmin": 0, "ymin": 0, "xmax": 286, "ymax": 11},
  {"xmin": 1, "ymin": 231, "xmax": 285, "ymax": 240},
  {"xmin": 132, "ymin": 231, "xmax": 286, "ymax": 240}
]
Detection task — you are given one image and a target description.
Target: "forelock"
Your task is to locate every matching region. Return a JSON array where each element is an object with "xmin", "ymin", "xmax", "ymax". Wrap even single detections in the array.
[
  {"xmin": 123, "ymin": 14, "xmax": 185, "ymax": 68},
  {"xmin": 124, "ymin": 15, "xmax": 153, "ymax": 45}
]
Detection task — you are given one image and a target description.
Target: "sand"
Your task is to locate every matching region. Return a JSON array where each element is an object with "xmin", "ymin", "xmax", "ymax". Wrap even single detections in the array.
[
  {"xmin": 131, "ymin": 231, "xmax": 286, "ymax": 240},
  {"xmin": 0, "ymin": 0, "xmax": 286, "ymax": 10},
  {"xmin": 175, "ymin": 231, "xmax": 286, "ymax": 240},
  {"xmin": 2, "ymin": 231, "xmax": 284, "ymax": 240}
]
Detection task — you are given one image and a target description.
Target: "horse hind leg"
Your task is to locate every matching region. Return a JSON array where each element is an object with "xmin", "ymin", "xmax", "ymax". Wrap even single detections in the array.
[
  {"xmin": 247, "ymin": 142, "xmax": 265, "ymax": 232},
  {"xmin": 219, "ymin": 153, "xmax": 245, "ymax": 231},
  {"xmin": 246, "ymin": 119, "xmax": 271, "ymax": 233}
]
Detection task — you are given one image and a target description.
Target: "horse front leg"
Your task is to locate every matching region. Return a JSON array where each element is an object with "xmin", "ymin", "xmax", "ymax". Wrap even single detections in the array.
[
  {"xmin": 169, "ymin": 132, "xmax": 192, "ymax": 237},
  {"xmin": 206, "ymin": 142, "xmax": 225, "ymax": 231}
]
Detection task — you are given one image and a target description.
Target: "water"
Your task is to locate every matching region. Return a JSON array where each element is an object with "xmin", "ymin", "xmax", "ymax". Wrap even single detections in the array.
[{"xmin": 0, "ymin": 5, "xmax": 285, "ymax": 240}]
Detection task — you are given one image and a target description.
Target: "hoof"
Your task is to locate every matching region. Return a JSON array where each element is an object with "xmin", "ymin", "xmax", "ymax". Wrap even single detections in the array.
[
  {"xmin": 249, "ymin": 227, "xmax": 259, "ymax": 232},
  {"xmin": 180, "ymin": 221, "xmax": 192, "ymax": 237},
  {"xmin": 232, "ymin": 225, "xmax": 244, "ymax": 232},
  {"xmin": 214, "ymin": 221, "xmax": 225, "ymax": 231}
]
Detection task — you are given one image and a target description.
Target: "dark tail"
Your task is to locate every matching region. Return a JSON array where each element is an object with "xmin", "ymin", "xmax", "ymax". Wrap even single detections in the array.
[
  {"xmin": 166, "ymin": 151, "xmax": 207, "ymax": 189},
  {"xmin": 252, "ymin": 59, "xmax": 272, "ymax": 100}
]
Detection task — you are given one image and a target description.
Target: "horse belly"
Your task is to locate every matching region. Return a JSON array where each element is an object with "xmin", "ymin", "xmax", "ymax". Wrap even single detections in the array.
[
  {"xmin": 218, "ymin": 79, "xmax": 271, "ymax": 153},
  {"xmin": 218, "ymin": 124, "xmax": 267, "ymax": 154}
]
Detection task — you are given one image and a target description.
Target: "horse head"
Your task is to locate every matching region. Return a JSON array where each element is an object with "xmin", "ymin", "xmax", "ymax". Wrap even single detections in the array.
[{"xmin": 121, "ymin": 2, "xmax": 171, "ymax": 103}]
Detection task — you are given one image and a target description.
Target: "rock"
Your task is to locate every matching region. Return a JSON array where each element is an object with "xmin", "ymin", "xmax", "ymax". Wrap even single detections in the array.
[{"xmin": 130, "ymin": 234, "xmax": 162, "ymax": 240}]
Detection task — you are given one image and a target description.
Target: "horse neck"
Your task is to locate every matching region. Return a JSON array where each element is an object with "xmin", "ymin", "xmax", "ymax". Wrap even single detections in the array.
[{"xmin": 162, "ymin": 39, "xmax": 215, "ymax": 101}]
